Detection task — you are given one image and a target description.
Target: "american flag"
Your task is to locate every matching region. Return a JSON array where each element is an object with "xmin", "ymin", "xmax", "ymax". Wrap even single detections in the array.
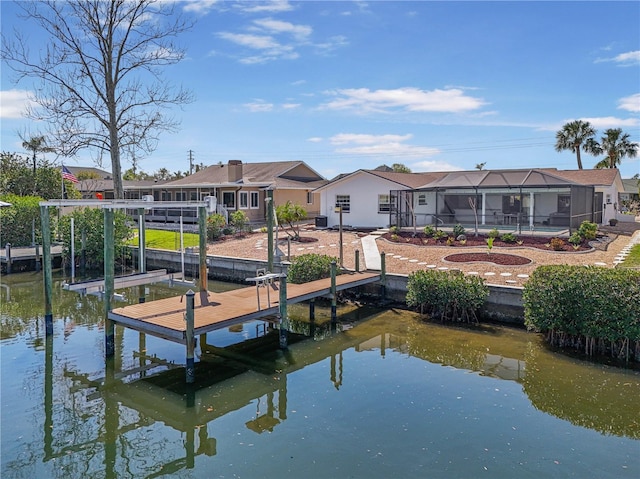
[{"xmin": 61, "ymin": 165, "xmax": 78, "ymax": 183}]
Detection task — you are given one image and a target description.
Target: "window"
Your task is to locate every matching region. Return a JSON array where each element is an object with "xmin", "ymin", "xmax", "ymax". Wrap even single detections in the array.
[
  {"xmin": 175, "ymin": 191, "xmax": 187, "ymax": 201},
  {"xmin": 161, "ymin": 191, "xmax": 171, "ymax": 201},
  {"xmin": 378, "ymin": 194, "xmax": 391, "ymax": 213},
  {"xmin": 336, "ymin": 195, "xmax": 350, "ymax": 213},
  {"xmin": 307, "ymin": 191, "xmax": 313, "ymax": 204},
  {"xmin": 502, "ymin": 195, "xmax": 521, "ymax": 214},
  {"xmin": 418, "ymin": 194, "xmax": 427, "ymax": 206},
  {"xmin": 222, "ymin": 191, "xmax": 235, "ymax": 209},
  {"xmin": 239, "ymin": 191, "xmax": 249, "ymax": 209},
  {"xmin": 557, "ymin": 195, "xmax": 570, "ymax": 213},
  {"xmin": 190, "ymin": 192, "xmax": 198, "ymax": 201},
  {"xmin": 250, "ymin": 191, "xmax": 259, "ymax": 209}
]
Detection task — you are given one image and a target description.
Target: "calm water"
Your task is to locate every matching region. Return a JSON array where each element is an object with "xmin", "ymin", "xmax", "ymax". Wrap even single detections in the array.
[{"xmin": 1, "ymin": 272, "xmax": 639, "ymax": 479}]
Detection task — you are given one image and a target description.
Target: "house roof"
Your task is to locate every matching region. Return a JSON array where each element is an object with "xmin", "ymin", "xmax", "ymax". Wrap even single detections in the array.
[
  {"xmin": 315, "ymin": 169, "xmax": 447, "ymax": 191},
  {"xmin": 63, "ymin": 165, "xmax": 112, "ymax": 179},
  {"xmin": 549, "ymin": 168, "xmax": 621, "ymax": 187},
  {"xmin": 622, "ymin": 178, "xmax": 639, "ymax": 193},
  {"xmin": 163, "ymin": 160, "xmax": 327, "ymax": 189},
  {"xmin": 75, "ymin": 179, "xmax": 167, "ymax": 192}
]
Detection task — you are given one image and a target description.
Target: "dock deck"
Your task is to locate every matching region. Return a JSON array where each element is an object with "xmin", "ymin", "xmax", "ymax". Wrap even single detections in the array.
[{"xmin": 108, "ymin": 271, "xmax": 381, "ymax": 343}]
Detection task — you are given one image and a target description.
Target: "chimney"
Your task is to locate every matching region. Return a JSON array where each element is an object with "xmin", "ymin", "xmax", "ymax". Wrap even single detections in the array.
[{"xmin": 228, "ymin": 160, "xmax": 243, "ymax": 183}]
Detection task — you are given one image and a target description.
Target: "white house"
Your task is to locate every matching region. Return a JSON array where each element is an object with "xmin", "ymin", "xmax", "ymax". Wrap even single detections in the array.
[{"xmin": 314, "ymin": 169, "xmax": 446, "ymax": 229}]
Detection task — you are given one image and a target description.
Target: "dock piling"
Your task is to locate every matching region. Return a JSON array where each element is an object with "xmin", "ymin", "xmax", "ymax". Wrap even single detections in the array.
[
  {"xmin": 330, "ymin": 261, "xmax": 337, "ymax": 323},
  {"xmin": 355, "ymin": 249, "xmax": 360, "ymax": 272},
  {"xmin": 278, "ymin": 275, "xmax": 288, "ymax": 349},
  {"xmin": 380, "ymin": 252, "xmax": 386, "ymax": 299},
  {"xmin": 185, "ymin": 289, "xmax": 195, "ymax": 383},
  {"xmin": 104, "ymin": 208, "xmax": 115, "ymax": 357},
  {"xmin": 40, "ymin": 206, "xmax": 53, "ymax": 336},
  {"xmin": 4, "ymin": 243, "xmax": 10, "ymax": 274}
]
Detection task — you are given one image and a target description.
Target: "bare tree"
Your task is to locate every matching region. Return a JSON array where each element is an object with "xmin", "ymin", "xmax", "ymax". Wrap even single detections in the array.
[{"xmin": 2, "ymin": 0, "xmax": 194, "ymax": 199}]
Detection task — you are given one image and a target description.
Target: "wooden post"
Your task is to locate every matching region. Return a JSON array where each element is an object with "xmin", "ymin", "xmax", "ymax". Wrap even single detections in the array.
[
  {"xmin": 40, "ymin": 206, "xmax": 53, "ymax": 336},
  {"xmin": 138, "ymin": 208, "xmax": 146, "ymax": 303},
  {"xmin": 80, "ymin": 228, "xmax": 86, "ymax": 275},
  {"xmin": 104, "ymin": 208, "xmax": 115, "ymax": 357},
  {"xmin": 278, "ymin": 275, "xmax": 288, "ymax": 349},
  {"xmin": 330, "ymin": 260, "xmax": 337, "ymax": 323},
  {"xmin": 185, "ymin": 289, "xmax": 195, "ymax": 383},
  {"xmin": 380, "ymin": 251, "xmax": 386, "ymax": 299},
  {"xmin": 266, "ymin": 190, "xmax": 274, "ymax": 272},
  {"xmin": 355, "ymin": 249, "xmax": 360, "ymax": 272},
  {"xmin": 309, "ymin": 299, "xmax": 315, "ymax": 320},
  {"xmin": 35, "ymin": 244, "xmax": 41, "ymax": 272},
  {"xmin": 4, "ymin": 243, "xmax": 11, "ymax": 274},
  {"xmin": 198, "ymin": 206, "xmax": 207, "ymax": 291},
  {"xmin": 70, "ymin": 217, "xmax": 75, "ymax": 281}
]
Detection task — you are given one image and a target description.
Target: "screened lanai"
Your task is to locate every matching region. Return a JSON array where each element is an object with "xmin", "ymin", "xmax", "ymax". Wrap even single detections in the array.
[{"xmin": 391, "ymin": 169, "xmax": 598, "ymax": 233}]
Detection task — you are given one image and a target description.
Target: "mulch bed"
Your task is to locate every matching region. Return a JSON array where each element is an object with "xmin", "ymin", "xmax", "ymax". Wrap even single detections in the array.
[
  {"xmin": 382, "ymin": 231, "xmax": 592, "ymax": 252},
  {"xmin": 444, "ymin": 252, "xmax": 532, "ymax": 266}
]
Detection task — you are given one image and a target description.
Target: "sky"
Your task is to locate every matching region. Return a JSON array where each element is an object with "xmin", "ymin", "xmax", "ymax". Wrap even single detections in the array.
[{"xmin": 1, "ymin": 0, "xmax": 639, "ymax": 180}]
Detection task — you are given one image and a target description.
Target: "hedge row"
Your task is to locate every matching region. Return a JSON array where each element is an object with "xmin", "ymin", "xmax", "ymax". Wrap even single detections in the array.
[
  {"xmin": 523, "ymin": 265, "xmax": 640, "ymax": 360},
  {"xmin": 406, "ymin": 269, "xmax": 489, "ymax": 324}
]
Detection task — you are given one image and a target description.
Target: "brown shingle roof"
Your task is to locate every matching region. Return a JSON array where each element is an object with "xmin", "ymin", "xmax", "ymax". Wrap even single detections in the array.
[{"xmin": 550, "ymin": 168, "xmax": 620, "ymax": 186}]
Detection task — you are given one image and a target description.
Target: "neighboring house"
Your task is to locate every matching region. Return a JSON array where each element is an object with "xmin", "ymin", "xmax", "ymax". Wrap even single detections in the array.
[
  {"xmin": 619, "ymin": 178, "xmax": 640, "ymax": 206},
  {"xmin": 64, "ymin": 166, "xmax": 112, "ymax": 179},
  {"xmin": 76, "ymin": 179, "xmax": 167, "ymax": 200},
  {"xmin": 314, "ymin": 169, "xmax": 447, "ymax": 229},
  {"xmin": 392, "ymin": 168, "xmax": 624, "ymax": 231},
  {"xmin": 158, "ymin": 160, "xmax": 327, "ymax": 223}
]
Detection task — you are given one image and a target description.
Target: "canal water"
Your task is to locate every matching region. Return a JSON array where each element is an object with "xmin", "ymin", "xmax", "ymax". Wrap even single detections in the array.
[{"xmin": 1, "ymin": 272, "xmax": 639, "ymax": 478}]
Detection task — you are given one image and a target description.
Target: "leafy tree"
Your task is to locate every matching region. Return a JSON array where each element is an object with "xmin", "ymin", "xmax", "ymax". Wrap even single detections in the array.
[
  {"xmin": 76, "ymin": 171, "xmax": 102, "ymax": 181},
  {"xmin": 392, "ymin": 163, "xmax": 412, "ymax": 173},
  {"xmin": 230, "ymin": 210, "xmax": 249, "ymax": 234},
  {"xmin": 276, "ymin": 201, "xmax": 307, "ymax": 240},
  {"xmin": 1, "ymin": 0, "xmax": 194, "ymax": 199},
  {"xmin": 586, "ymin": 128, "xmax": 638, "ymax": 169},
  {"xmin": 0, "ymin": 152, "xmax": 72, "ymax": 199},
  {"xmin": 554, "ymin": 120, "xmax": 596, "ymax": 170},
  {"xmin": 0, "ymin": 193, "xmax": 56, "ymax": 247},
  {"xmin": 58, "ymin": 208, "xmax": 132, "ymax": 270}
]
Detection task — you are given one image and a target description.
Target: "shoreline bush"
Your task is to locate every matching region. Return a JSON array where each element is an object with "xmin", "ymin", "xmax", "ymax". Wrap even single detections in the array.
[
  {"xmin": 523, "ymin": 265, "xmax": 640, "ymax": 361},
  {"xmin": 288, "ymin": 253, "xmax": 340, "ymax": 284},
  {"xmin": 406, "ymin": 269, "xmax": 489, "ymax": 324}
]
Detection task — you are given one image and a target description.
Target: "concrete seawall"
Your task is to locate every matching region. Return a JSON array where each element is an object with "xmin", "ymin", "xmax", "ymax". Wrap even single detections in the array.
[{"xmin": 138, "ymin": 248, "xmax": 525, "ymax": 325}]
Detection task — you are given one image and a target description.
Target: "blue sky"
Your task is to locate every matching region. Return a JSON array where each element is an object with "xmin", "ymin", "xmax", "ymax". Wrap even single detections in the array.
[{"xmin": 1, "ymin": 0, "xmax": 639, "ymax": 180}]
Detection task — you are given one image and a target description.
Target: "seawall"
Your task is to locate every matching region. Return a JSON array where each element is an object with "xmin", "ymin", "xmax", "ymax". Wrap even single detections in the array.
[{"xmin": 137, "ymin": 248, "xmax": 525, "ymax": 324}]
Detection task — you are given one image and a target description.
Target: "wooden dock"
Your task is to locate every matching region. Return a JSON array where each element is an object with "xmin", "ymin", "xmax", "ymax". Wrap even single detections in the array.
[{"xmin": 108, "ymin": 271, "xmax": 381, "ymax": 343}]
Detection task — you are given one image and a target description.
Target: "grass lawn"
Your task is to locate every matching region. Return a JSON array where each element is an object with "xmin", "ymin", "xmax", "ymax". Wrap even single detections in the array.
[
  {"xmin": 622, "ymin": 244, "xmax": 640, "ymax": 268},
  {"xmin": 127, "ymin": 229, "xmax": 201, "ymax": 251}
]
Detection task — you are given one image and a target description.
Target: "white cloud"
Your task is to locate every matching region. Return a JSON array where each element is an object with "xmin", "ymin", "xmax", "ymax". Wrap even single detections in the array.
[
  {"xmin": 252, "ymin": 18, "xmax": 312, "ymax": 41},
  {"xmin": 618, "ymin": 93, "xmax": 640, "ymax": 113},
  {"xmin": 0, "ymin": 89, "xmax": 34, "ymax": 119},
  {"xmin": 411, "ymin": 160, "xmax": 463, "ymax": 172},
  {"xmin": 182, "ymin": 0, "xmax": 220, "ymax": 14},
  {"xmin": 579, "ymin": 116, "xmax": 640, "ymax": 129},
  {"xmin": 282, "ymin": 103, "xmax": 300, "ymax": 109},
  {"xmin": 217, "ymin": 31, "xmax": 297, "ymax": 63},
  {"xmin": 241, "ymin": 0, "xmax": 294, "ymax": 13},
  {"xmin": 321, "ymin": 87, "xmax": 486, "ymax": 114},
  {"xmin": 307, "ymin": 137, "xmax": 323, "ymax": 143},
  {"xmin": 328, "ymin": 133, "xmax": 440, "ymax": 159},
  {"xmin": 244, "ymin": 100, "xmax": 274, "ymax": 112},
  {"xmin": 595, "ymin": 50, "xmax": 640, "ymax": 66}
]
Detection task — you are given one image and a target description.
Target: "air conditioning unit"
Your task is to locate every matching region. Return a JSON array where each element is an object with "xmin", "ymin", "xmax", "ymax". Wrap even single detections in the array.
[
  {"xmin": 142, "ymin": 195, "xmax": 154, "ymax": 202},
  {"xmin": 204, "ymin": 195, "xmax": 217, "ymax": 214}
]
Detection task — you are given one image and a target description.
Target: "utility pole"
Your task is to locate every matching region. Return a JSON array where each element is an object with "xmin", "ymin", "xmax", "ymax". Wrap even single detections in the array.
[{"xmin": 188, "ymin": 150, "xmax": 194, "ymax": 175}]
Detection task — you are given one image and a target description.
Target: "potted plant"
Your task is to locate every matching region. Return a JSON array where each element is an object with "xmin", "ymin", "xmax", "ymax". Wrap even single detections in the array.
[{"xmin": 609, "ymin": 218, "xmax": 618, "ymax": 226}]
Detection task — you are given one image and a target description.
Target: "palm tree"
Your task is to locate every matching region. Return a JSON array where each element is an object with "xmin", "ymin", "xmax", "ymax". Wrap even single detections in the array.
[
  {"xmin": 554, "ymin": 120, "xmax": 596, "ymax": 170},
  {"xmin": 586, "ymin": 128, "xmax": 638, "ymax": 169},
  {"xmin": 21, "ymin": 135, "xmax": 55, "ymax": 194}
]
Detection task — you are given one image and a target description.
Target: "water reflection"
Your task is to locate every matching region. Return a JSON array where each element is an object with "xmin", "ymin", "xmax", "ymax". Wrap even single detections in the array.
[{"xmin": 1, "ymin": 272, "xmax": 639, "ymax": 479}]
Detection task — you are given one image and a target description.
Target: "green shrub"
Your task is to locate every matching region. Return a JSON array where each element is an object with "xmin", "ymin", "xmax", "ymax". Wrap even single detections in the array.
[
  {"xmin": 487, "ymin": 228, "xmax": 500, "ymax": 238},
  {"xmin": 207, "ymin": 213, "xmax": 226, "ymax": 240},
  {"xmin": 423, "ymin": 225, "xmax": 435, "ymax": 237},
  {"xmin": 568, "ymin": 232, "xmax": 582, "ymax": 246},
  {"xmin": 433, "ymin": 230, "xmax": 447, "ymax": 241},
  {"xmin": 523, "ymin": 265, "xmax": 640, "ymax": 360},
  {"xmin": 390, "ymin": 233, "xmax": 399, "ymax": 241},
  {"xmin": 577, "ymin": 221, "xmax": 597, "ymax": 241},
  {"xmin": 550, "ymin": 237, "xmax": 565, "ymax": 251},
  {"xmin": 230, "ymin": 210, "xmax": 249, "ymax": 234},
  {"xmin": 452, "ymin": 223, "xmax": 465, "ymax": 237},
  {"xmin": 288, "ymin": 253, "xmax": 340, "ymax": 284},
  {"xmin": 500, "ymin": 232, "xmax": 517, "ymax": 243},
  {"xmin": 389, "ymin": 225, "xmax": 400, "ymax": 234},
  {"xmin": 406, "ymin": 269, "xmax": 489, "ymax": 323}
]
